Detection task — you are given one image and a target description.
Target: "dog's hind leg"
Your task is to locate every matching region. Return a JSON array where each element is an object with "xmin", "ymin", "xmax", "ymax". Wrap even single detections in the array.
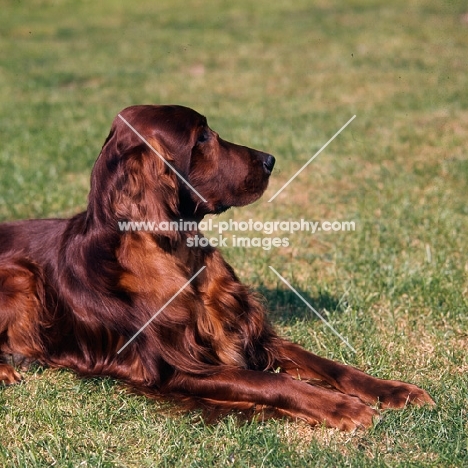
[{"xmin": 0, "ymin": 259, "xmax": 44, "ymax": 385}]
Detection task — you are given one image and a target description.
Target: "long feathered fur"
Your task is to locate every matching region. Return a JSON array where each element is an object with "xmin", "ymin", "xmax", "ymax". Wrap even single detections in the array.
[{"xmin": 0, "ymin": 105, "xmax": 434, "ymax": 430}]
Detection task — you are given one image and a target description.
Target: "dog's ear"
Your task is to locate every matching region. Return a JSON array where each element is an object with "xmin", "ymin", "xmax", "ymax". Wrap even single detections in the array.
[
  {"xmin": 114, "ymin": 139, "xmax": 179, "ymax": 224},
  {"xmin": 88, "ymin": 123, "xmax": 180, "ymax": 229}
]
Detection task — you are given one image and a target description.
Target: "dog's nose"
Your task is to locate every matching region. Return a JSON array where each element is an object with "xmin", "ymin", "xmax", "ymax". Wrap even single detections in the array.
[{"xmin": 263, "ymin": 154, "xmax": 275, "ymax": 174}]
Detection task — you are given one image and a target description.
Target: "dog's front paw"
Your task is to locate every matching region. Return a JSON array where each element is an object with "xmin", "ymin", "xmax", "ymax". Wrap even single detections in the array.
[
  {"xmin": 375, "ymin": 380, "xmax": 435, "ymax": 409},
  {"xmin": 325, "ymin": 395, "xmax": 381, "ymax": 431}
]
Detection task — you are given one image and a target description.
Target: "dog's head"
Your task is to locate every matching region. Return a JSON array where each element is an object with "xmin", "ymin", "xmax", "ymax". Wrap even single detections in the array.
[{"xmin": 88, "ymin": 105, "xmax": 275, "ymax": 225}]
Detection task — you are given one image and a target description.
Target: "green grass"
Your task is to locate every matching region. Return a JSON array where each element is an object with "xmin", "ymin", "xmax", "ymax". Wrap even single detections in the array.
[{"xmin": 1, "ymin": 0, "xmax": 468, "ymax": 466}]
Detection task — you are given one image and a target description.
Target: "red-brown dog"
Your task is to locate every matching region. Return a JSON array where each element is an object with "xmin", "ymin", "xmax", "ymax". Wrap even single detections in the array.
[{"xmin": 0, "ymin": 105, "xmax": 434, "ymax": 430}]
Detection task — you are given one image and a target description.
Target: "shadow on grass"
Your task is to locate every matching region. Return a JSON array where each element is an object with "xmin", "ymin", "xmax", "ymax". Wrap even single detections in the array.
[{"xmin": 256, "ymin": 285, "xmax": 344, "ymax": 325}]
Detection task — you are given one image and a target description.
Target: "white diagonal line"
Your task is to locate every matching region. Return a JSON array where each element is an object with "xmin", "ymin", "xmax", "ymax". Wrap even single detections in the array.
[
  {"xmin": 117, "ymin": 114, "xmax": 207, "ymax": 203},
  {"xmin": 268, "ymin": 115, "xmax": 356, "ymax": 202},
  {"xmin": 268, "ymin": 266, "xmax": 356, "ymax": 353},
  {"xmin": 117, "ymin": 266, "xmax": 206, "ymax": 354}
]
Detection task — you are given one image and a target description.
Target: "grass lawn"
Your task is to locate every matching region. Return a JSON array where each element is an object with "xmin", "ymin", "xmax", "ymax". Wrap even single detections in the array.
[{"xmin": 1, "ymin": 0, "xmax": 467, "ymax": 466}]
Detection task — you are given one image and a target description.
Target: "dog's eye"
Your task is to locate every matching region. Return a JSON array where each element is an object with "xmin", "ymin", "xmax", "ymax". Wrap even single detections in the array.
[{"xmin": 197, "ymin": 130, "xmax": 209, "ymax": 144}]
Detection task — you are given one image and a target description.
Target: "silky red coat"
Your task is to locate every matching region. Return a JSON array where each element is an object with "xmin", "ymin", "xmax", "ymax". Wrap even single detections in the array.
[{"xmin": 0, "ymin": 105, "xmax": 434, "ymax": 430}]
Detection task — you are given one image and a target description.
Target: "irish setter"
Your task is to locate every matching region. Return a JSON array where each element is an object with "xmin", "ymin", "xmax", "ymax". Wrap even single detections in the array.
[{"xmin": 0, "ymin": 105, "xmax": 434, "ymax": 430}]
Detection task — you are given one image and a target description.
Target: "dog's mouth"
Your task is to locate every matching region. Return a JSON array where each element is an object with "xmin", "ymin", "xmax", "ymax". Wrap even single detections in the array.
[{"xmin": 218, "ymin": 153, "xmax": 275, "ymax": 211}]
